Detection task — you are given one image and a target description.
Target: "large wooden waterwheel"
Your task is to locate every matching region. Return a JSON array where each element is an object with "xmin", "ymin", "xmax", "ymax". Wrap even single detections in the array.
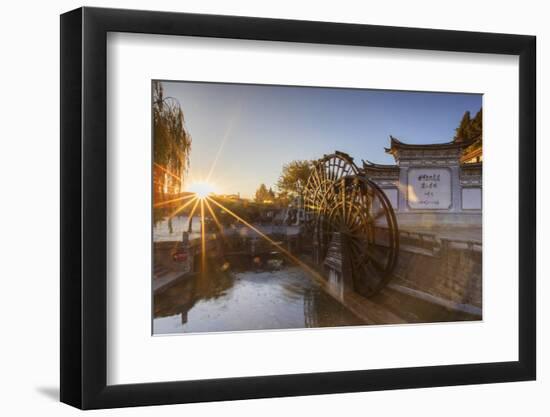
[
  {"xmin": 303, "ymin": 152, "xmax": 358, "ymax": 214},
  {"xmin": 303, "ymin": 152, "xmax": 399, "ymax": 297}
]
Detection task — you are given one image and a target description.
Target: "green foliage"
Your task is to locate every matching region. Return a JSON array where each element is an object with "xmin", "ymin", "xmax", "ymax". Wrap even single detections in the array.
[
  {"xmin": 153, "ymin": 81, "xmax": 192, "ymax": 197},
  {"xmin": 254, "ymin": 183, "xmax": 271, "ymax": 203},
  {"xmin": 453, "ymin": 108, "xmax": 482, "ymax": 143},
  {"xmin": 274, "ymin": 190, "xmax": 291, "ymax": 207},
  {"xmin": 214, "ymin": 198, "xmax": 262, "ymax": 225},
  {"xmin": 276, "ymin": 160, "xmax": 313, "ymax": 198},
  {"xmin": 454, "ymin": 111, "xmax": 471, "ymax": 142},
  {"xmin": 470, "ymin": 108, "xmax": 482, "ymax": 139}
]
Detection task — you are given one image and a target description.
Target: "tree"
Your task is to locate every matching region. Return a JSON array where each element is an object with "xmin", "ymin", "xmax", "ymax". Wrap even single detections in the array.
[
  {"xmin": 274, "ymin": 190, "xmax": 291, "ymax": 208},
  {"xmin": 153, "ymin": 81, "xmax": 192, "ymax": 199},
  {"xmin": 469, "ymin": 108, "xmax": 482, "ymax": 139},
  {"xmin": 454, "ymin": 111, "xmax": 471, "ymax": 143},
  {"xmin": 254, "ymin": 183, "xmax": 270, "ymax": 203},
  {"xmin": 276, "ymin": 160, "xmax": 313, "ymax": 198},
  {"xmin": 268, "ymin": 187, "xmax": 276, "ymax": 201},
  {"xmin": 453, "ymin": 108, "xmax": 482, "ymax": 143}
]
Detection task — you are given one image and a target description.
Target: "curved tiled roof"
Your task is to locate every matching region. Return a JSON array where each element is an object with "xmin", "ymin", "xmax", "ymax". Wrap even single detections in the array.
[{"xmin": 385, "ymin": 135, "xmax": 473, "ymax": 155}]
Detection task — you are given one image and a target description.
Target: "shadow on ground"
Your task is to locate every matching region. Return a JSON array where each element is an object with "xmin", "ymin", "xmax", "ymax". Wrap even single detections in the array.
[{"xmin": 36, "ymin": 386, "xmax": 59, "ymax": 401}]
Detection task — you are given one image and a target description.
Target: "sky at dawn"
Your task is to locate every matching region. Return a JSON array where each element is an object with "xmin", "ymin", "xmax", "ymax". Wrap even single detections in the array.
[{"xmin": 160, "ymin": 81, "xmax": 482, "ymax": 198}]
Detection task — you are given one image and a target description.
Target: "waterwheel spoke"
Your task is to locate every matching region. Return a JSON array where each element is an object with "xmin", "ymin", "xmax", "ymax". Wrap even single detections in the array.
[
  {"xmin": 302, "ymin": 152, "xmax": 397, "ymax": 298},
  {"xmin": 345, "ymin": 182, "xmax": 358, "ymax": 225}
]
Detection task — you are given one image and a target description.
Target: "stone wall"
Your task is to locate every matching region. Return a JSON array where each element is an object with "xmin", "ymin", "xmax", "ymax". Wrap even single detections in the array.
[{"xmin": 392, "ymin": 235, "xmax": 482, "ymax": 310}]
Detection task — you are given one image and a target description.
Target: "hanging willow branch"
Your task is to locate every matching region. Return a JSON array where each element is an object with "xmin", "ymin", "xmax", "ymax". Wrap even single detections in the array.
[{"xmin": 153, "ymin": 81, "xmax": 192, "ymax": 201}]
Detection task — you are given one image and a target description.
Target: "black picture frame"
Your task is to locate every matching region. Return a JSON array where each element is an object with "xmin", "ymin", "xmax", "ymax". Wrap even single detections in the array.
[{"xmin": 60, "ymin": 6, "xmax": 536, "ymax": 410}]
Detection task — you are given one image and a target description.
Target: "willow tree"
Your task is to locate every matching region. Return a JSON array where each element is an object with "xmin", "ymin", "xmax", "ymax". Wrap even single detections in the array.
[
  {"xmin": 153, "ymin": 81, "xmax": 192, "ymax": 201},
  {"xmin": 153, "ymin": 81, "xmax": 192, "ymax": 228}
]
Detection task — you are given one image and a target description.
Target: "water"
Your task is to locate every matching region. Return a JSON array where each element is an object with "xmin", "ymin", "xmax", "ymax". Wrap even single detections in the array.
[{"xmin": 153, "ymin": 265, "xmax": 365, "ymax": 334}]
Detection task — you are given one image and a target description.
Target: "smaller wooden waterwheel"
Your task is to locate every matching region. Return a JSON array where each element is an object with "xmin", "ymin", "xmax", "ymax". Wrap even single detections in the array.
[{"xmin": 303, "ymin": 153, "xmax": 399, "ymax": 297}]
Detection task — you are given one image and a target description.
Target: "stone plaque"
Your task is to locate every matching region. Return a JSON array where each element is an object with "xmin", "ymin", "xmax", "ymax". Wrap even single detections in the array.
[{"xmin": 407, "ymin": 168, "xmax": 451, "ymax": 209}]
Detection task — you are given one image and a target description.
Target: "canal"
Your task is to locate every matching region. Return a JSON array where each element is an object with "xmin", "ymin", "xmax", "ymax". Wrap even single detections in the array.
[{"xmin": 153, "ymin": 264, "xmax": 365, "ymax": 334}]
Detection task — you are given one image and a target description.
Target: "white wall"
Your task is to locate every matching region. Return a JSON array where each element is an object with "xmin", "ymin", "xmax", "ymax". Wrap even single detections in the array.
[
  {"xmin": 0, "ymin": 0, "xmax": 546, "ymax": 415},
  {"xmin": 462, "ymin": 187, "xmax": 482, "ymax": 210}
]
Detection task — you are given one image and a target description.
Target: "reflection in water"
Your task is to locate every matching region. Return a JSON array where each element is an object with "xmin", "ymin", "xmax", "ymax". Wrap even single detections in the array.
[{"xmin": 154, "ymin": 265, "xmax": 364, "ymax": 334}]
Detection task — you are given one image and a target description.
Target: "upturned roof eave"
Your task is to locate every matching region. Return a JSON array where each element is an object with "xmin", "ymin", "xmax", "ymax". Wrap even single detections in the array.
[
  {"xmin": 385, "ymin": 135, "xmax": 473, "ymax": 154},
  {"xmin": 362, "ymin": 159, "xmax": 399, "ymax": 170}
]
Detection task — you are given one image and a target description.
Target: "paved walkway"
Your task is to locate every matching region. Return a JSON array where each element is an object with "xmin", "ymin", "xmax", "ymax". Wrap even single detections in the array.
[{"xmin": 401, "ymin": 226, "xmax": 482, "ymax": 242}]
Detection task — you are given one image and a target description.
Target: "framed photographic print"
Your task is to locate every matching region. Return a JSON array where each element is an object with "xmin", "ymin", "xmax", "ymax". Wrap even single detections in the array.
[{"xmin": 60, "ymin": 7, "xmax": 536, "ymax": 409}]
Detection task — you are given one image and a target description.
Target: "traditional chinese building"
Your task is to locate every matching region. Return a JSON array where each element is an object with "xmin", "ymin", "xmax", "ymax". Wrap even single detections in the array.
[{"xmin": 363, "ymin": 136, "xmax": 482, "ymax": 229}]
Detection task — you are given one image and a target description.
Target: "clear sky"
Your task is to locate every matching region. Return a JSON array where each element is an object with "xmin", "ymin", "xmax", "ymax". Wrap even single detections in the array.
[{"xmin": 160, "ymin": 81, "xmax": 482, "ymax": 198}]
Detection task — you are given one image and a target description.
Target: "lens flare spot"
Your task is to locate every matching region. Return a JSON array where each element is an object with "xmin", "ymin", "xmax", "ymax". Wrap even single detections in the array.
[{"xmin": 188, "ymin": 182, "xmax": 216, "ymax": 199}]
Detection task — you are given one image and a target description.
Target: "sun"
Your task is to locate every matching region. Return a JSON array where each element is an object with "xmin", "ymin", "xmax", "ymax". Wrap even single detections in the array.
[{"xmin": 188, "ymin": 181, "xmax": 216, "ymax": 199}]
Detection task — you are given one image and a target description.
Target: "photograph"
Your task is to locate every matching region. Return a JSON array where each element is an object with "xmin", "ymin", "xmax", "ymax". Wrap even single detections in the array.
[{"xmin": 152, "ymin": 80, "xmax": 483, "ymax": 335}]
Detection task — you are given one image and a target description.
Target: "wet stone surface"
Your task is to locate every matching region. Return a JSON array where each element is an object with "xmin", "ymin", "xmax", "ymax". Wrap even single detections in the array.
[{"xmin": 153, "ymin": 265, "xmax": 365, "ymax": 334}]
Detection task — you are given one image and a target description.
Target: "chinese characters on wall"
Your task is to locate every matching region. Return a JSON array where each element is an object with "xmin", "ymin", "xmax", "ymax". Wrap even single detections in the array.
[{"xmin": 408, "ymin": 168, "xmax": 452, "ymax": 209}]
